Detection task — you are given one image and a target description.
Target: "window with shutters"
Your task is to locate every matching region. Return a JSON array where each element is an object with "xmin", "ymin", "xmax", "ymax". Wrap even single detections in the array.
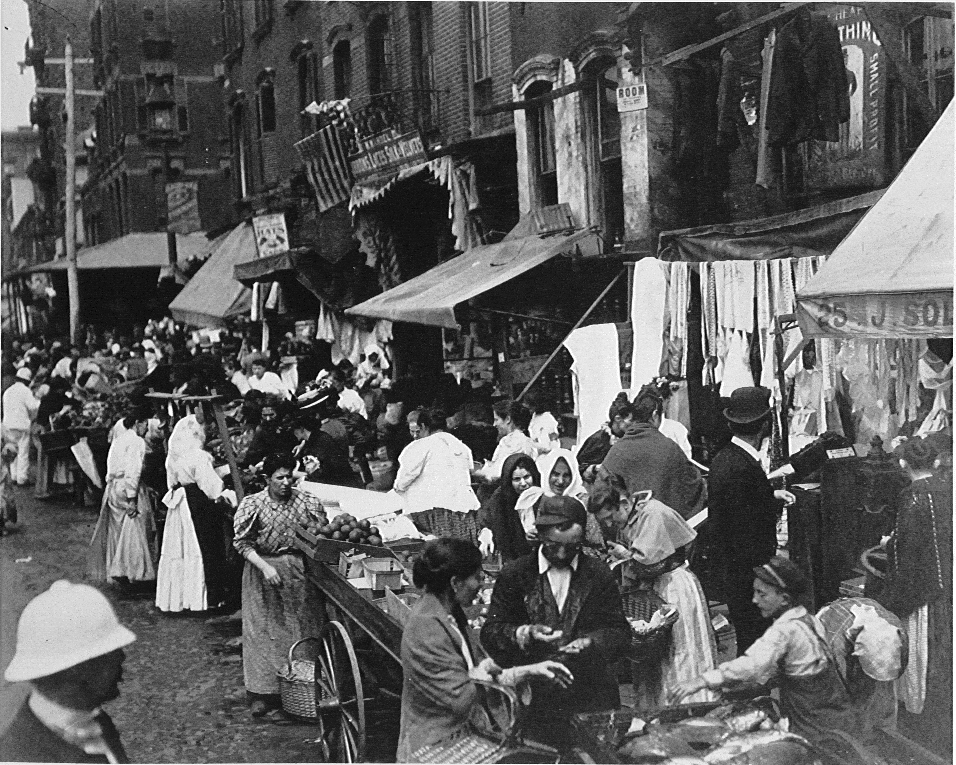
[
  {"xmin": 221, "ymin": 0, "xmax": 244, "ymax": 59},
  {"xmin": 367, "ymin": 15, "xmax": 392, "ymax": 95},
  {"xmin": 333, "ymin": 41, "xmax": 352, "ymax": 100},
  {"xmin": 901, "ymin": 16, "xmax": 954, "ymax": 160},
  {"xmin": 253, "ymin": 0, "xmax": 273, "ymax": 35},
  {"xmin": 257, "ymin": 76, "xmax": 276, "ymax": 135},
  {"xmin": 135, "ymin": 77, "xmax": 149, "ymax": 132}
]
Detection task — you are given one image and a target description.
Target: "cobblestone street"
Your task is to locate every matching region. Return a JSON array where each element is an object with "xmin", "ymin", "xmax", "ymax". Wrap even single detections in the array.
[{"xmin": 0, "ymin": 486, "xmax": 399, "ymax": 762}]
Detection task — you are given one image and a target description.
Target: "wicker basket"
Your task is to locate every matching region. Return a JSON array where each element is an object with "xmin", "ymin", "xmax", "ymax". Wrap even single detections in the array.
[
  {"xmin": 408, "ymin": 508, "xmax": 478, "ymax": 543},
  {"xmin": 621, "ymin": 587, "xmax": 678, "ymax": 665},
  {"xmin": 277, "ymin": 637, "xmax": 330, "ymax": 719}
]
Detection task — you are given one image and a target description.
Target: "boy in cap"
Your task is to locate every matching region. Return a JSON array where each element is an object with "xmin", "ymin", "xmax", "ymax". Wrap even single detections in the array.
[
  {"xmin": 672, "ymin": 557, "xmax": 858, "ymax": 749},
  {"xmin": 481, "ymin": 495, "xmax": 629, "ymax": 751},
  {"xmin": 1, "ymin": 581, "xmax": 136, "ymax": 762},
  {"xmin": 1, "ymin": 367, "xmax": 39, "ymax": 485}
]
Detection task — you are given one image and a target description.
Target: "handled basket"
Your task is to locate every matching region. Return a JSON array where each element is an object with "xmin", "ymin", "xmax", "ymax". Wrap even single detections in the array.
[
  {"xmin": 621, "ymin": 587, "xmax": 678, "ymax": 665},
  {"xmin": 277, "ymin": 637, "xmax": 331, "ymax": 719}
]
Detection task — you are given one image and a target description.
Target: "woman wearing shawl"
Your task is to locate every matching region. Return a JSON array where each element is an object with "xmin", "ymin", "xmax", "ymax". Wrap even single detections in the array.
[
  {"xmin": 89, "ymin": 405, "xmax": 157, "ymax": 584},
  {"xmin": 589, "ymin": 480, "xmax": 717, "ymax": 711},
  {"xmin": 477, "ymin": 453, "xmax": 539, "ymax": 562},
  {"xmin": 537, "ymin": 448, "xmax": 605, "ymax": 552},
  {"xmin": 156, "ymin": 414, "xmax": 236, "ymax": 612}
]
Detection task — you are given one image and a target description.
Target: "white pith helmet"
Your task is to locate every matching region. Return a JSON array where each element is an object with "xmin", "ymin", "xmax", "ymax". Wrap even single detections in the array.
[{"xmin": 4, "ymin": 580, "xmax": 136, "ymax": 683}]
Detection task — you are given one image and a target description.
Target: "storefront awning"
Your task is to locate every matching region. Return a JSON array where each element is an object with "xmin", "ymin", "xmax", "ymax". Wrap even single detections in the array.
[
  {"xmin": 657, "ymin": 191, "xmax": 882, "ymax": 263},
  {"xmin": 797, "ymin": 102, "xmax": 954, "ymax": 339},
  {"xmin": 22, "ymin": 232, "xmax": 212, "ymax": 273},
  {"xmin": 344, "ymin": 228, "xmax": 602, "ymax": 329},
  {"xmin": 169, "ymin": 223, "xmax": 254, "ymax": 328}
]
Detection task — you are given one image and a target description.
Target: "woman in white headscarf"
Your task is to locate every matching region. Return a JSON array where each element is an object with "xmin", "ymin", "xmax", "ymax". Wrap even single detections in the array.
[
  {"xmin": 537, "ymin": 447, "xmax": 604, "ymax": 551},
  {"xmin": 156, "ymin": 414, "xmax": 236, "ymax": 612}
]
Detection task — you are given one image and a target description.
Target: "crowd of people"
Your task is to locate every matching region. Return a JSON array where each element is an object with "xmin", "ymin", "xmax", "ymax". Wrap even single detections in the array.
[{"xmin": 1, "ymin": 320, "xmax": 952, "ymax": 763}]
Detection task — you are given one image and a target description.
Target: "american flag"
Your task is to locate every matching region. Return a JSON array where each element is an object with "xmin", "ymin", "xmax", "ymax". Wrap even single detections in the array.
[{"xmin": 294, "ymin": 125, "xmax": 352, "ymax": 212}]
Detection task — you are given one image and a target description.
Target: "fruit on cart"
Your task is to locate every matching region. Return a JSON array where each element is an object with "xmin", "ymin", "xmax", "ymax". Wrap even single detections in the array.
[
  {"xmin": 367, "ymin": 535, "xmax": 382, "ymax": 546},
  {"xmin": 311, "ymin": 514, "xmax": 384, "ymax": 546}
]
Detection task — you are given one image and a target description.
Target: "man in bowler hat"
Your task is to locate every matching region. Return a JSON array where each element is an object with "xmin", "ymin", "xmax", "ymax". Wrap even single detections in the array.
[{"xmin": 708, "ymin": 387, "xmax": 795, "ymax": 652}]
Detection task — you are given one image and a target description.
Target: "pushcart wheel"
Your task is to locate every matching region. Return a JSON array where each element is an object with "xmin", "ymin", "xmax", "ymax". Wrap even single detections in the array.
[{"xmin": 316, "ymin": 620, "xmax": 366, "ymax": 761}]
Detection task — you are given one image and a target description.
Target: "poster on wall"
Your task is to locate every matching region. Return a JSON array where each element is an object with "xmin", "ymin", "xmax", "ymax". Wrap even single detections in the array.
[
  {"xmin": 252, "ymin": 213, "xmax": 290, "ymax": 258},
  {"xmin": 804, "ymin": 5, "xmax": 886, "ymax": 191},
  {"xmin": 165, "ymin": 181, "xmax": 201, "ymax": 234}
]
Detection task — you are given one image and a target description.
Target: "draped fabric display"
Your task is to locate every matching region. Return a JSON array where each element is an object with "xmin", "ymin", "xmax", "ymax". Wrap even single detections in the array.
[
  {"xmin": 294, "ymin": 125, "xmax": 353, "ymax": 213},
  {"xmin": 664, "ymin": 255, "xmax": 933, "ymax": 447},
  {"xmin": 315, "ymin": 302, "xmax": 393, "ymax": 368}
]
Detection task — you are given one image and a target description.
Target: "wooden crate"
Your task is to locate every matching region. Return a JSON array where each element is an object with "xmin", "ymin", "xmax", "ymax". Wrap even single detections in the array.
[
  {"xmin": 384, "ymin": 588, "xmax": 421, "ymax": 627},
  {"xmin": 295, "ymin": 526, "xmax": 397, "ymax": 564}
]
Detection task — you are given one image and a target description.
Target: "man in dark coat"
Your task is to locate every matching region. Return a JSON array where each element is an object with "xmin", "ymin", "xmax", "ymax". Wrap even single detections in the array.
[
  {"xmin": 481, "ymin": 496, "xmax": 630, "ymax": 751},
  {"xmin": 708, "ymin": 386, "xmax": 794, "ymax": 652},
  {"xmin": 1, "ymin": 581, "xmax": 135, "ymax": 763},
  {"xmin": 596, "ymin": 391, "xmax": 706, "ymax": 520}
]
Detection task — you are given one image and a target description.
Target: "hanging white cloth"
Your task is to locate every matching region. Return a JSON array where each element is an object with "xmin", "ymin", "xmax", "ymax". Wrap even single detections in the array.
[
  {"xmin": 897, "ymin": 605, "xmax": 928, "ymax": 714},
  {"xmin": 916, "ymin": 350, "xmax": 953, "ymax": 435},
  {"xmin": 564, "ymin": 324, "xmax": 623, "ymax": 448},
  {"xmin": 630, "ymin": 258, "xmax": 668, "ymax": 388},
  {"xmin": 719, "ymin": 329, "xmax": 755, "ymax": 397}
]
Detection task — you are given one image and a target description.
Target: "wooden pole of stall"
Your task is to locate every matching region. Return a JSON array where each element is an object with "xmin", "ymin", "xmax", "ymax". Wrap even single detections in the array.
[
  {"xmin": 516, "ymin": 268, "xmax": 627, "ymax": 402},
  {"xmin": 210, "ymin": 391, "xmax": 244, "ymax": 503}
]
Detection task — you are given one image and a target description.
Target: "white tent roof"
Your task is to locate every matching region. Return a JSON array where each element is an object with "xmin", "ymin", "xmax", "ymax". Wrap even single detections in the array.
[{"xmin": 797, "ymin": 102, "xmax": 954, "ymax": 338}]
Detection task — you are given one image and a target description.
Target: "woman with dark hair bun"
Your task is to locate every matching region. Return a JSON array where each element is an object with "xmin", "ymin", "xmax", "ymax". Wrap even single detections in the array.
[
  {"xmin": 398, "ymin": 538, "xmax": 572, "ymax": 761},
  {"xmin": 476, "ymin": 453, "xmax": 540, "ymax": 561},
  {"xmin": 232, "ymin": 451, "xmax": 327, "ymax": 720},
  {"xmin": 476, "ymin": 400, "xmax": 537, "ymax": 480}
]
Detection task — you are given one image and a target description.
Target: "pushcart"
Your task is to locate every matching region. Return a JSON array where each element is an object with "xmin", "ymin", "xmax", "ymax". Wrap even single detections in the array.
[{"xmin": 292, "ymin": 525, "xmax": 560, "ymax": 763}]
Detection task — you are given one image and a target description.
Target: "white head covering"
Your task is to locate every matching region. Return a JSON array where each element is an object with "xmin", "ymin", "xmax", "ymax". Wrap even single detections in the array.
[
  {"xmin": 537, "ymin": 448, "xmax": 585, "ymax": 500},
  {"xmin": 363, "ymin": 342, "xmax": 390, "ymax": 371},
  {"xmin": 165, "ymin": 414, "xmax": 206, "ymax": 477},
  {"xmin": 625, "ymin": 495, "xmax": 697, "ymax": 566},
  {"xmin": 15, "ymin": 367, "xmax": 32, "ymax": 382},
  {"xmin": 515, "ymin": 486, "xmax": 545, "ymax": 536}
]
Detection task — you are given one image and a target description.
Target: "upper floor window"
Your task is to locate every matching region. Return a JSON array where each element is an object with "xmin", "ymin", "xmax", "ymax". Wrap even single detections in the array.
[
  {"xmin": 410, "ymin": 3, "xmax": 438, "ymax": 130},
  {"xmin": 254, "ymin": 0, "xmax": 273, "ymax": 31},
  {"xmin": 469, "ymin": 3, "xmax": 492, "ymax": 82},
  {"xmin": 221, "ymin": 0, "xmax": 244, "ymax": 57},
  {"xmin": 585, "ymin": 57, "xmax": 624, "ymax": 242},
  {"xmin": 257, "ymin": 76, "xmax": 276, "ymax": 135},
  {"xmin": 902, "ymin": 15, "xmax": 954, "ymax": 157},
  {"xmin": 526, "ymin": 81, "xmax": 557, "ymax": 207},
  {"xmin": 333, "ymin": 41, "xmax": 352, "ymax": 100},
  {"xmin": 297, "ymin": 47, "xmax": 320, "ymax": 135},
  {"xmin": 367, "ymin": 16, "xmax": 392, "ymax": 95},
  {"xmin": 230, "ymin": 99, "xmax": 251, "ymax": 199}
]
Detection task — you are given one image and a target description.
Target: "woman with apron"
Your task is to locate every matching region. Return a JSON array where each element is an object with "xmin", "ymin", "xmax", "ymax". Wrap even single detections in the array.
[{"xmin": 672, "ymin": 556, "xmax": 858, "ymax": 745}]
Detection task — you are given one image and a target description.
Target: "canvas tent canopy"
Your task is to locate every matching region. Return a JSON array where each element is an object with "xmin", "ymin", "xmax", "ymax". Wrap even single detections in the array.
[
  {"xmin": 797, "ymin": 101, "xmax": 954, "ymax": 339},
  {"xmin": 169, "ymin": 223, "xmax": 254, "ymax": 327},
  {"xmin": 21, "ymin": 232, "xmax": 212, "ymax": 272},
  {"xmin": 344, "ymin": 227, "xmax": 601, "ymax": 329}
]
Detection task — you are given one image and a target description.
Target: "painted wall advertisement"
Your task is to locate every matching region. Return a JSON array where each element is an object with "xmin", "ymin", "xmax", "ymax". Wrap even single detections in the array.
[{"xmin": 804, "ymin": 6, "xmax": 886, "ymax": 191}]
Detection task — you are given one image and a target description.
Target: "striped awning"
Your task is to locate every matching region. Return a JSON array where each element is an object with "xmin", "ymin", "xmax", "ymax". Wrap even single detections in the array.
[{"xmin": 295, "ymin": 125, "xmax": 353, "ymax": 212}]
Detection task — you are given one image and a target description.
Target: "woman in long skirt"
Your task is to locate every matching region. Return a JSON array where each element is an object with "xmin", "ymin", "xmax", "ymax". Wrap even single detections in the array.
[
  {"xmin": 233, "ymin": 452, "xmax": 326, "ymax": 720},
  {"xmin": 156, "ymin": 414, "xmax": 236, "ymax": 612},
  {"xmin": 89, "ymin": 405, "xmax": 157, "ymax": 583}
]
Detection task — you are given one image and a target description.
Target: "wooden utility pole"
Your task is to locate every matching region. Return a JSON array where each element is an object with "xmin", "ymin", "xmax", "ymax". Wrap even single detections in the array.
[{"xmin": 64, "ymin": 38, "xmax": 80, "ymax": 344}]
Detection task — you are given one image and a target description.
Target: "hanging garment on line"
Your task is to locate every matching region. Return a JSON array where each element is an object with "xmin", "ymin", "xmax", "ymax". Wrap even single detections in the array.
[
  {"xmin": 564, "ymin": 324, "xmax": 623, "ymax": 449},
  {"xmin": 713, "ymin": 260, "xmax": 755, "ymax": 333},
  {"xmin": 700, "ymin": 262, "xmax": 719, "ymax": 386},
  {"xmin": 631, "ymin": 258, "xmax": 669, "ymax": 389},
  {"xmin": 720, "ymin": 329, "xmax": 756, "ymax": 397},
  {"xmin": 666, "ymin": 263, "xmax": 691, "ymax": 377}
]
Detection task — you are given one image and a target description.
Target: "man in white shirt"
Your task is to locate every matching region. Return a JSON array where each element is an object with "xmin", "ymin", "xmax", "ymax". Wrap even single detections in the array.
[
  {"xmin": 393, "ymin": 408, "xmax": 479, "ymax": 516},
  {"xmin": 2, "ymin": 367, "xmax": 39, "ymax": 485},
  {"xmin": 246, "ymin": 355, "xmax": 291, "ymax": 399},
  {"xmin": 480, "ymin": 496, "xmax": 630, "ymax": 751},
  {"xmin": 1, "ymin": 580, "xmax": 136, "ymax": 762}
]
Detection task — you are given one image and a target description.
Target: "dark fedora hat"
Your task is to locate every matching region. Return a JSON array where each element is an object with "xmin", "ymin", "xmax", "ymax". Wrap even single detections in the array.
[{"xmin": 723, "ymin": 386, "xmax": 772, "ymax": 424}]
